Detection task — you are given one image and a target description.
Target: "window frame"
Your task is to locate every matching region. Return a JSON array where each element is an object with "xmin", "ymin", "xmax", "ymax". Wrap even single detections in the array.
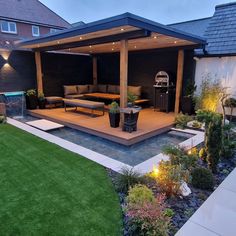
[
  {"xmin": 32, "ymin": 25, "xmax": 40, "ymax": 37},
  {"xmin": 50, "ymin": 28, "xmax": 59, "ymax": 34},
  {"xmin": 0, "ymin": 21, "xmax": 17, "ymax": 34}
]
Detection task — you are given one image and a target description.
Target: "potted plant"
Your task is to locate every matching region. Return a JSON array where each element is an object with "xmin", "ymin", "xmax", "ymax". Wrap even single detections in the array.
[
  {"xmin": 26, "ymin": 89, "xmax": 38, "ymax": 110},
  {"xmin": 224, "ymin": 97, "xmax": 236, "ymax": 122},
  {"xmin": 108, "ymin": 101, "xmax": 120, "ymax": 128},
  {"xmin": 181, "ymin": 80, "xmax": 196, "ymax": 115},
  {"xmin": 38, "ymin": 92, "xmax": 46, "ymax": 109},
  {"xmin": 127, "ymin": 92, "xmax": 138, "ymax": 108}
]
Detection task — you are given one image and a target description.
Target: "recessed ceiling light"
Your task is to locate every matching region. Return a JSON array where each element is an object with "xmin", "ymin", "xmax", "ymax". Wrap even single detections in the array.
[
  {"xmin": 174, "ymin": 41, "xmax": 177, "ymax": 44},
  {"xmin": 112, "ymin": 48, "xmax": 114, "ymax": 51},
  {"xmin": 120, "ymin": 28, "xmax": 124, "ymax": 31},
  {"xmin": 57, "ymin": 41, "xmax": 60, "ymax": 44},
  {"xmin": 153, "ymin": 36, "xmax": 157, "ymax": 39},
  {"xmin": 68, "ymin": 48, "xmax": 71, "ymax": 51},
  {"xmin": 112, "ymin": 42, "xmax": 115, "ymax": 45},
  {"xmin": 79, "ymin": 37, "xmax": 83, "ymax": 40},
  {"xmin": 134, "ymin": 45, "xmax": 137, "ymax": 49},
  {"xmin": 89, "ymin": 45, "xmax": 92, "ymax": 48}
]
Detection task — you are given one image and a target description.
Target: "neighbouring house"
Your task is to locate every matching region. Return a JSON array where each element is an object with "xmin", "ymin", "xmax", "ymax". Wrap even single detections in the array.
[
  {"xmin": 170, "ymin": 2, "xmax": 236, "ymax": 100},
  {"xmin": 0, "ymin": 0, "xmax": 71, "ymax": 93},
  {"xmin": 0, "ymin": 0, "xmax": 71, "ymax": 49}
]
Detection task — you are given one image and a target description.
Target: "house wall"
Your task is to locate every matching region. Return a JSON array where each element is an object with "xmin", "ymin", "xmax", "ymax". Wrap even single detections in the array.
[
  {"xmin": 0, "ymin": 20, "xmax": 62, "ymax": 40},
  {"xmin": 0, "ymin": 50, "xmax": 36, "ymax": 92},
  {"xmin": 97, "ymin": 49, "xmax": 195, "ymax": 104},
  {"xmin": 0, "ymin": 50, "xmax": 93, "ymax": 97},
  {"xmin": 195, "ymin": 56, "xmax": 236, "ymax": 115}
]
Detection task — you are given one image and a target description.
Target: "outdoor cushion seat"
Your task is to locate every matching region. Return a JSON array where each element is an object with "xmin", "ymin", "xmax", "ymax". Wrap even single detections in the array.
[
  {"xmin": 46, "ymin": 96, "xmax": 63, "ymax": 108},
  {"xmin": 77, "ymin": 85, "xmax": 89, "ymax": 94},
  {"xmin": 107, "ymin": 85, "xmax": 119, "ymax": 94},
  {"xmin": 64, "ymin": 85, "xmax": 77, "ymax": 96},
  {"xmin": 128, "ymin": 86, "xmax": 142, "ymax": 99},
  {"xmin": 63, "ymin": 98, "xmax": 105, "ymax": 116},
  {"xmin": 46, "ymin": 96, "xmax": 63, "ymax": 103}
]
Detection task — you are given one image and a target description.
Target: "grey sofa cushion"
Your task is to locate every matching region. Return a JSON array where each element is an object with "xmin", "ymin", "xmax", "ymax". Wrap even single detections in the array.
[
  {"xmin": 64, "ymin": 85, "xmax": 77, "ymax": 95},
  {"xmin": 97, "ymin": 84, "xmax": 107, "ymax": 93},
  {"xmin": 107, "ymin": 85, "xmax": 119, "ymax": 94},
  {"xmin": 88, "ymin": 84, "xmax": 97, "ymax": 93},
  {"xmin": 77, "ymin": 85, "xmax": 89, "ymax": 94},
  {"xmin": 128, "ymin": 86, "xmax": 142, "ymax": 98}
]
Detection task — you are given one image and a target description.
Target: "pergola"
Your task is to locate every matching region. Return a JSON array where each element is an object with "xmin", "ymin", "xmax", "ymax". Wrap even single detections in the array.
[{"xmin": 19, "ymin": 13, "xmax": 206, "ymax": 113}]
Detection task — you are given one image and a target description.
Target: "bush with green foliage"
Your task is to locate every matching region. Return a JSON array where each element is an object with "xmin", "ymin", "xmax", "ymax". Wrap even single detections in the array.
[
  {"xmin": 163, "ymin": 145, "xmax": 198, "ymax": 171},
  {"xmin": 153, "ymin": 160, "xmax": 189, "ymax": 197},
  {"xmin": 199, "ymin": 147, "xmax": 207, "ymax": 162},
  {"xmin": 191, "ymin": 167, "xmax": 214, "ymax": 190},
  {"xmin": 127, "ymin": 184, "xmax": 155, "ymax": 206},
  {"xmin": 206, "ymin": 115, "xmax": 222, "ymax": 173},
  {"xmin": 115, "ymin": 167, "xmax": 144, "ymax": 193},
  {"xmin": 175, "ymin": 113, "xmax": 193, "ymax": 129},
  {"xmin": 26, "ymin": 89, "xmax": 37, "ymax": 97},
  {"xmin": 126, "ymin": 193, "xmax": 171, "ymax": 236},
  {"xmin": 0, "ymin": 115, "xmax": 6, "ymax": 124},
  {"xmin": 109, "ymin": 101, "xmax": 120, "ymax": 114},
  {"xmin": 127, "ymin": 92, "xmax": 138, "ymax": 105},
  {"xmin": 224, "ymin": 97, "xmax": 236, "ymax": 122},
  {"xmin": 221, "ymin": 124, "xmax": 236, "ymax": 159},
  {"xmin": 195, "ymin": 75, "xmax": 223, "ymax": 112},
  {"xmin": 197, "ymin": 110, "xmax": 223, "ymax": 173}
]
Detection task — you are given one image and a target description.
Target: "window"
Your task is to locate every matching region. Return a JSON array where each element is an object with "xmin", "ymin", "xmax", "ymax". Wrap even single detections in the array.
[
  {"xmin": 32, "ymin": 26, "xmax": 40, "ymax": 37},
  {"xmin": 1, "ymin": 21, "xmax": 17, "ymax": 34},
  {"xmin": 50, "ymin": 28, "xmax": 59, "ymax": 34}
]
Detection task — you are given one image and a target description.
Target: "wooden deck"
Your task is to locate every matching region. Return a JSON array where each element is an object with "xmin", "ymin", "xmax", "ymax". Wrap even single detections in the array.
[{"xmin": 28, "ymin": 108, "xmax": 175, "ymax": 145}]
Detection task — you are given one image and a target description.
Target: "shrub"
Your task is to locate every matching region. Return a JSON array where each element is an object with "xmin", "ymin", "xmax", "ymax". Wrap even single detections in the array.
[
  {"xmin": 224, "ymin": 97, "xmax": 236, "ymax": 122},
  {"xmin": 115, "ymin": 167, "xmax": 144, "ymax": 193},
  {"xmin": 163, "ymin": 145, "xmax": 198, "ymax": 171},
  {"xmin": 0, "ymin": 115, "xmax": 6, "ymax": 124},
  {"xmin": 206, "ymin": 115, "xmax": 222, "ymax": 173},
  {"xmin": 196, "ymin": 110, "xmax": 223, "ymax": 173},
  {"xmin": 221, "ymin": 124, "xmax": 236, "ymax": 159},
  {"xmin": 127, "ymin": 184, "xmax": 155, "ymax": 206},
  {"xmin": 175, "ymin": 113, "xmax": 193, "ymax": 129},
  {"xmin": 191, "ymin": 167, "xmax": 214, "ymax": 190},
  {"xmin": 109, "ymin": 101, "xmax": 120, "ymax": 114},
  {"xmin": 153, "ymin": 161, "xmax": 189, "ymax": 197},
  {"xmin": 195, "ymin": 75, "xmax": 222, "ymax": 112},
  {"xmin": 126, "ymin": 193, "xmax": 171, "ymax": 236},
  {"xmin": 199, "ymin": 147, "xmax": 207, "ymax": 162}
]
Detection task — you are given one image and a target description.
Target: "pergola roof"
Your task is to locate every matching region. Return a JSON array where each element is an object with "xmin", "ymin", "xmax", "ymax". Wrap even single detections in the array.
[{"xmin": 18, "ymin": 13, "xmax": 206, "ymax": 54}]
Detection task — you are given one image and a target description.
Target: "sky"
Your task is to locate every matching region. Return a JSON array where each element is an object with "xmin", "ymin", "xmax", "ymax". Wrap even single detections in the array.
[{"xmin": 39, "ymin": 0, "xmax": 234, "ymax": 25}]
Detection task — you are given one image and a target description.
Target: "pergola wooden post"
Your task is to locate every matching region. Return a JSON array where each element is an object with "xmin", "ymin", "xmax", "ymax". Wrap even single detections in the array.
[
  {"xmin": 92, "ymin": 56, "xmax": 98, "ymax": 85},
  {"xmin": 120, "ymin": 39, "xmax": 128, "ymax": 124},
  {"xmin": 174, "ymin": 50, "xmax": 184, "ymax": 114},
  {"xmin": 35, "ymin": 51, "xmax": 43, "ymax": 94}
]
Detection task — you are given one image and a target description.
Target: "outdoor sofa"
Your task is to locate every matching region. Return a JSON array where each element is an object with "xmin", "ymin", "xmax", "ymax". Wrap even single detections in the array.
[{"xmin": 63, "ymin": 84, "xmax": 149, "ymax": 105}]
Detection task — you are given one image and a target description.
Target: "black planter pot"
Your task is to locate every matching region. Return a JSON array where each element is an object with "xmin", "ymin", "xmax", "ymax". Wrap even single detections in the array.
[
  {"xmin": 38, "ymin": 99, "xmax": 46, "ymax": 109},
  {"xmin": 26, "ymin": 95, "xmax": 38, "ymax": 110},
  {"xmin": 181, "ymin": 96, "xmax": 195, "ymax": 115},
  {"xmin": 109, "ymin": 112, "xmax": 120, "ymax": 128}
]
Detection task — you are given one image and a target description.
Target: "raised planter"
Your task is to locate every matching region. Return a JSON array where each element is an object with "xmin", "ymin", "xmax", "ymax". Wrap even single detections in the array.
[
  {"xmin": 109, "ymin": 112, "xmax": 120, "ymax": 128},
  {"xmin": 26, "ymin": 95, "xmax": 38, "ymax": 110}
]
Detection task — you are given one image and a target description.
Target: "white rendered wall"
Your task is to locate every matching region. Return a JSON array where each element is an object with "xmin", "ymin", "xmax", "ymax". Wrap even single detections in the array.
[{"xmin": 195, "ymin": 56, "xmax": 236, "ymax": 116}]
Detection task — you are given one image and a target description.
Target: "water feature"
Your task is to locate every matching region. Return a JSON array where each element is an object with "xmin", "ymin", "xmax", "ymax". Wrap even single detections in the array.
[{"xmin": 0, "ymin": 91, "xmax": 26, "ymax": 118}]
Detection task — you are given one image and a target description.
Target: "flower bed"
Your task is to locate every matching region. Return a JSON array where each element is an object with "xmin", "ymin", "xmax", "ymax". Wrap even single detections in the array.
[{"xmin": 107, "ymin": 152, "xmax": 236, "ymax": 235}]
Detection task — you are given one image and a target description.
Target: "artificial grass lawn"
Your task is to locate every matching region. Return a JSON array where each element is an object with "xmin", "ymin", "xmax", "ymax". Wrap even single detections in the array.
[{"xmin": 0, "ymin": 124, "xmax": 122, "ymax": 236}]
